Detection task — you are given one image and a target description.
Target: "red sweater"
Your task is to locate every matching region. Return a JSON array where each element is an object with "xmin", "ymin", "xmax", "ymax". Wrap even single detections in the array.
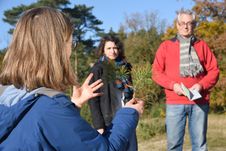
[{"xmin": 152, "ymin": 38, "xmax": 219, "ymax": 104}]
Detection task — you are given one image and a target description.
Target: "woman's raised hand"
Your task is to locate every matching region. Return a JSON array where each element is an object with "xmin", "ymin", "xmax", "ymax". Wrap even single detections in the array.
[{"xmin": 71, "ymin": 73, "xmax": 103, "ymax": 108}]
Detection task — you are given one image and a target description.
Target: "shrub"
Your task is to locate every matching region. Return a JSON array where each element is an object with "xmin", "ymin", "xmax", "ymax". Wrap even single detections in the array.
[
  {"xmin": 137, "ymin": 117, "xmax": 165, "ymax": 141},
  {"xmin": 147, "ymin": 102, "xmax": 166, "ymax": 118},
  {"xmin": 131, "ymin": 62, "xmax": 165, "ymax": 110},
  {"xmin": 210, "ymin": 71, "xmax": 226, "ymax": 113}
]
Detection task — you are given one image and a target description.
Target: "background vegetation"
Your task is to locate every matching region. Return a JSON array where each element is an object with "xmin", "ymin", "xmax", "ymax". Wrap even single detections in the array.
[{"xmin": 0, "ymin": 0, "xmax": 225, "ymax": 149}]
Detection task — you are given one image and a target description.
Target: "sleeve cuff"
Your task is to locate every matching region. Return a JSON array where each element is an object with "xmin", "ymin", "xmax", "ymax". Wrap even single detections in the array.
[{"xmin": 169, "ymin": 81, "xmax": 176, "ymax": 90}]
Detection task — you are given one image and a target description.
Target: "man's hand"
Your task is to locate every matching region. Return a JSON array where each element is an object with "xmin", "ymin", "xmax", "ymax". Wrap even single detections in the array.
[
  {"xmin": 189, "ymin": 83, "xmax": 202, "ymax": 92},
  {"xmin": 173, "ymin": 83, "xmax": 185, "ymax": 96}
]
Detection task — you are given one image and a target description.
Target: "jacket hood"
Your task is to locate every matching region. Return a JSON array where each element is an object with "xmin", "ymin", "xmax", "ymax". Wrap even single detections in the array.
[
  {"xmin": 0, "ymin": 85, "xmax": 41, "ymax": 142},
  {"xmin": 0, "ymin": 85, "xmax": 40, "ymax": 107}
]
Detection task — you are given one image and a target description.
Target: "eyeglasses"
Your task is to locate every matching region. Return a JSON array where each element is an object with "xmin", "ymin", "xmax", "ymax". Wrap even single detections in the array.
[{"xmin": 178, "ymin": 21, "xmax": 195, "ymax": 27}]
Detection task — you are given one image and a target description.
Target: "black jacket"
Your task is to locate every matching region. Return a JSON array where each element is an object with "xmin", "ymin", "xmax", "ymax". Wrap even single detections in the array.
[{"xmin": 88, "ymin": 62, "xmax": 132, "ymax": 129}]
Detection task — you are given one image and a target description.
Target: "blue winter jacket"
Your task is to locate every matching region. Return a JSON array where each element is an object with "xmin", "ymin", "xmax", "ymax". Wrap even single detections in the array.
[{"xmin": 0, "ymin": 85, "xmax": 139, "ymax": 151}]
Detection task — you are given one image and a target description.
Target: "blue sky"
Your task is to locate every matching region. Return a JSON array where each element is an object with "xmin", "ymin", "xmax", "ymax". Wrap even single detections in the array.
[{"xmin": 0, "ymin": 0, "xmax": 194, "ymax": 49}]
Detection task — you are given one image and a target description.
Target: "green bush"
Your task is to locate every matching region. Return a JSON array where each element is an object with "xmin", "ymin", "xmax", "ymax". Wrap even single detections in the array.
[
  {"xmin": 147, "ymin": 102, "xmax": 166, "ymax": 118},
  {"xmin": 137, "ymin": 117, "xmax": 165, "ymax": 141},
  {"xmin": 131, "ymin": 62, "xmax": 165, "ymax": 110},
  {"xmin": 136, "ymin": 102, "xmax": 166, "ymax": 141},
  {"xmin": 210, "ymin": 71, "xmax": 226, "ymax": 113}
]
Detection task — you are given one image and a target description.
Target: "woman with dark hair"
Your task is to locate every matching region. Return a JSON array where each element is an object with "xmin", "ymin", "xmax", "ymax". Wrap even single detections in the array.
[
  {"xmin": 0, "ymin": 7, "xmax": 144, "ymax": 150},
  {"xmin": 89, "ymin": 35, "xmax": 138, "ymax": 150}
]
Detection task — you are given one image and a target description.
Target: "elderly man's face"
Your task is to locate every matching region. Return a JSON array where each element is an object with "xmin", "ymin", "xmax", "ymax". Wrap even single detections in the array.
[{"xmin": 176, "ymin": 14, "xmax": 195, "ymax": 38}]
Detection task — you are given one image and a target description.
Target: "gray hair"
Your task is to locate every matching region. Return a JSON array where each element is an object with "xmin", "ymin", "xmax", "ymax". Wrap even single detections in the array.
[{"xmin": 176, "ymin": 9, "xmax": 196, "ymax": 22}]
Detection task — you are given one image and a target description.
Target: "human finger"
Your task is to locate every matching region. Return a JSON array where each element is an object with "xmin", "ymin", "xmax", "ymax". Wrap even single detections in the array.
[
  {"xmin": 135, "ymin": 99, "xmax": 145, "ymax": 110},
  {"xmin": 83, "ymin": 73, "xmax": 93, "ymax": 85},
  {"xmin": 134, "ymin": 103, "xmax": 144, "ymax": 115},
  {"xmin": 92, "ymin": 82, "xmax": 104, "ymax": 92},
  {"xmin": 92, "ymin": 92, "xmax": 104, "ymax": 98},
  {"xmin": 90, "ymin": 79, "xmax": 102, "ymax": 88},
  {"xmin": 126, "ymin": 98, "xmax": 136, "ymax": 105}
]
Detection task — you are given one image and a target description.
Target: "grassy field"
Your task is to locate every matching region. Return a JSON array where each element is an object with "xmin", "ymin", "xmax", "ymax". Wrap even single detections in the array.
[{"xmin": 138, "ymin": 114, "xmax": 226, "ymax": 151}]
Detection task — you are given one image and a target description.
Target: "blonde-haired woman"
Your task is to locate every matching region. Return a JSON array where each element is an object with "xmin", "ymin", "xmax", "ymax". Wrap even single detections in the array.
[{"xmin": 0, "ymin": 7, "xmax": 144, "ymax": 150}]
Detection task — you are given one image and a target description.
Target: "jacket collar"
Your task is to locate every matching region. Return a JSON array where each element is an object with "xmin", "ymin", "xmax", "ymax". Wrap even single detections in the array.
[{"xmin": 170, "ymin": 35, "xmax": 200, "ymax": 45}]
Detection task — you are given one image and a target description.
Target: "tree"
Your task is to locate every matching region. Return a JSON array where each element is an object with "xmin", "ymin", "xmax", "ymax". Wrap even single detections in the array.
[
  {"xmin": 192, "ymin": 0, "xmax": 226, "ymax": 21},
  {"xmin": 192, "ymin": 0, "xmax": 226, "ymax": 55},
  {"xmin": 62, "ymin": 5, "xmax": 103, "ymax": 44},
  {"xmin": 3, "ymin": 0, "xmax": 103, "ymax": 80},
  {"xmin": 3, "ymin": 0, "xmax": 70, "ymax": 34},
  {"xmin": 62, "ymin": 5, "xmax": 103, "ymax": 78},
  {"xmin": 120, "ymin": 11, "xmax": 166, "ymax": 64},
  {"xmin": 122, "ymin": 11, "xmax": 166, "ymax": 34}
]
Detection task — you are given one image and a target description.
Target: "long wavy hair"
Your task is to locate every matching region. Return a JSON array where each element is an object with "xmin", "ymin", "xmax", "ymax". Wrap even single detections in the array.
[
  {"xmin": 0, "ymin": 7, "xmax": 78, "ymax": 91},
  {"xmin": 97, "ymin": 35, "xmax": 125, "ymax": 59}
]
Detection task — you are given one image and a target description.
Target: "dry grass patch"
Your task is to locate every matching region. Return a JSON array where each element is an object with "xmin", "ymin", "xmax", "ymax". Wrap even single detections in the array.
[{"xmin": 138, "ymin": 114, "xmax": 226, "ymax": 151}]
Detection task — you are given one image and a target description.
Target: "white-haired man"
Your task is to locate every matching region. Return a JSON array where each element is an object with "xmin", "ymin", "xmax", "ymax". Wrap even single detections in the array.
[{"xmin": 152, "ymin": 9, "xmax": 219, "ymax": 151}]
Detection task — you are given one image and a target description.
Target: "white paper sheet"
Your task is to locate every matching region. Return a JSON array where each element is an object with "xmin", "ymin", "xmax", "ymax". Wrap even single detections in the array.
[{"xmin": 181, "ymin": 83, "xmax": 202, "ymax": 101}]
